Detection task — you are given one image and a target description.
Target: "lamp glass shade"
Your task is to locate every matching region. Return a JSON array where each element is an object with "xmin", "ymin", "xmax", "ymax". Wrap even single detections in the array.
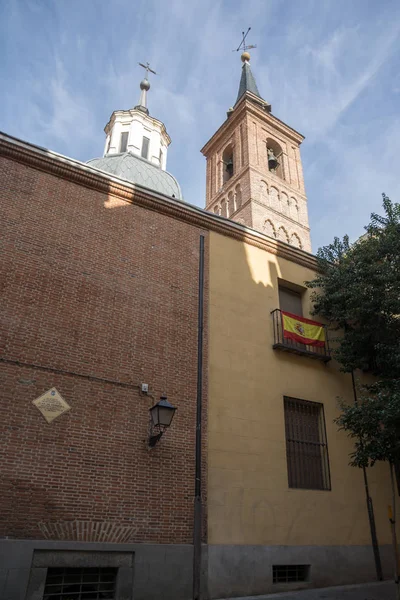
[{"xmin": 150, "ymin": 396, "xmax": 177, "ymax": 428}]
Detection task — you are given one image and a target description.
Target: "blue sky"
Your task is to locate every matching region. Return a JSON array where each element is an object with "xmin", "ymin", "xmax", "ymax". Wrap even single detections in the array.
[{"xmin": 1, "ymin": 0, "xmax": 399, "ymax": 251}]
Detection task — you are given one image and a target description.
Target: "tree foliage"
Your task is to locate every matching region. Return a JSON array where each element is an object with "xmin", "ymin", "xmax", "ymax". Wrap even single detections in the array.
[{"xmin": 307, "ymin": 194, "xmax": 400, "ymax": 468}]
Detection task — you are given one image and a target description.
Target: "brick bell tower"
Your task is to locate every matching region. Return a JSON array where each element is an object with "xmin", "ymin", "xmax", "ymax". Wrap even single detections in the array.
[{"xmin": 201, "ymin": 49, "xmax": 312, "ymax": 252}]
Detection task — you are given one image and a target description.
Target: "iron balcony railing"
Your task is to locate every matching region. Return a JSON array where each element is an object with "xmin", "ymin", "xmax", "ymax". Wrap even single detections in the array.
[{"xmin": 271, "ymin": 308, "xmax": 331, "ymax": 362}]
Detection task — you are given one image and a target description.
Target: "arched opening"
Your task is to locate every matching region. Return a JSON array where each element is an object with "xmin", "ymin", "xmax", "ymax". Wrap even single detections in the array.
[
  {"xmin": 290, "ymin": 197, "xmax": 299, "ymax": 221},
  {"xmin": 222, "ymin": 144, "xmax": 234, "ymax": 184},
  {"xmin": 290, "ymin": 233, "xmax": 302, "ymax": 249},
  {"xmin": 263, "ymin": 219, "xmax": 276, "ymax": 239},
  {"xmin": 235, "ymin": 184, "xmax": 242, "ymax": 210},
  {"xmin": 221, "ymin": 198, "xmax": 227, "ymax": 217},
  {"xmin": 213, "ymin": 205, "xmax": 219, "ymax": 215},
  {"xmin": 269, "ymin": 186, "xmax": 280, "ymax": 210},
  {"xmin": 227, "ymin": 191, "xmax": 233, "ymax": 216},
  {"xmin": 281, "ymin": 192, "xmax": 290, "ymax": 216},
  {"xmin": 266, "ymin": 138, "xmax": 284, "ymax": 180},
  {"xmin": 260, "ymin": 180, "xmax": 268, "ymax": 204},
  {"xmin": 277, "ymin": 226, "xmax": 289, "ymax": 243}
]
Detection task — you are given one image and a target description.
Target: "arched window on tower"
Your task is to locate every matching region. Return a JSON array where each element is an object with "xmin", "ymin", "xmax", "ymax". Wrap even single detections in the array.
[
  {"xmin": 290, "ymin": 197, "xmax": 299, "ymax": 221},
  {"xmin": 277, "ymin": 226, "xmax": 289, "ymax": 243},
  {"xmin": 235, "ymin": 184, "xmax": 242, "ymax": 210},
  {"xmin": 266, "ymin": 138, "xmax": 285, "ymax": 180},
  {"xmin": 221, "ymin": 199, "xmax": 227, "ymax": 217},
  {"xmin": 263, "ymin": 219, "xmax": 276, "ymax": 239},
  {"xmin": 290, "ymin": 233, "xmax": 302, "ymax": 249},
  {"xmin": 260, "ymin": 181, "xmax": 269, "ymax": 204},
  {"xmin": 281, "ymin": 192, "xmax": 290, "ymax": 216},
  {"xmin": 222, "ymin": 144, "xmax": 234, "ymax": 184},
  {"xmin": 269, "ymin": 187, "xmax": 280, "ymax": 210},
  {"xmin": 227, "ymin": 191, "xmax": 233, "ymax": 216}
]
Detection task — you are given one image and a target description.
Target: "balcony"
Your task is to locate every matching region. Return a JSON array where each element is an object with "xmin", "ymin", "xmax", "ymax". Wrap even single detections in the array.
[{"xmin": 271, "ymin": 309, "xmax": 331, "ymax": 362}]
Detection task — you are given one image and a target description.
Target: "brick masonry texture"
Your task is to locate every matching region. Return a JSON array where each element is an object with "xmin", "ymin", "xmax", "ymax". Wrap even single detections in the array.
[
  {"xmin": 0, "ymin": 155, "xmax": 208, "ymax": 544},
  {"xmin": 203, "ymin": 100, "xmax": 312, "ymax": 252}
]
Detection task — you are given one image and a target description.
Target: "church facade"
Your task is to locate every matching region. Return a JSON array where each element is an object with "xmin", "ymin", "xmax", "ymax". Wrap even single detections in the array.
[
  {"xmin": 202, "ymin": 51, "xmax": 311, "ymax": 252},
  {"xmin": 0, "ymin": 52, "xmax": 395, "ymax": 600}
]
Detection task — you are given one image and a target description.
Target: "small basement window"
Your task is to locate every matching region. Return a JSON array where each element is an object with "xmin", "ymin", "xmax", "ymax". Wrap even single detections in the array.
[
  {"xmin": 273, "ymin": 564, "xmax": 310, "ymax": 584},
  {"xmin": 43, "ymin": 567, "xmax": 117, "ymax": 600}
]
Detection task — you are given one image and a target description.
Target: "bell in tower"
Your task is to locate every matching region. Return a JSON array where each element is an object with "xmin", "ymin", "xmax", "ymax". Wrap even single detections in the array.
[{"xmin": 267, "ymin": 148, "xmax": 279, "ymax": 172}]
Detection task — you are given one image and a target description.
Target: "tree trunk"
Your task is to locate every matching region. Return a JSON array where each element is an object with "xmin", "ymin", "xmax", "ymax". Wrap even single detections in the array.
[{"xmin": 389, "ymin": 462, "xmax": 400, "ymax": 598}]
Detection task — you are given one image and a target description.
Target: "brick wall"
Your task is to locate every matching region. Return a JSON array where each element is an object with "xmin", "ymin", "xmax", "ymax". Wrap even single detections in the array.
[
  {"xmin": 202, "ymin": 99, "xmax": 312, "ymax": 251},
  {"xmin": 0, "ymin": 155, "xmax": 208, "ymax": 544}
]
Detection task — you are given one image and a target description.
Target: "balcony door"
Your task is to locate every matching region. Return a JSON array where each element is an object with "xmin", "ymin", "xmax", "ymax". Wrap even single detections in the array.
[{"xmin": 278, "ymin": 286, "xmax": 302, "ymax": 317}]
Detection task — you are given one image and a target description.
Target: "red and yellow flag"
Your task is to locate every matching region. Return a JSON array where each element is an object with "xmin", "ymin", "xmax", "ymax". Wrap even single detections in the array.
[{"xmin": 282, "ymin": 311, "xmax": 326, "ymax": 347}]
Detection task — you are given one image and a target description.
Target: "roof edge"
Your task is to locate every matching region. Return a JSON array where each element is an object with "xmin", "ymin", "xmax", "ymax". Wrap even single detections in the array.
[{"xmin": 0, "ymin": 131, "xmax": 318, "ymax": 272}]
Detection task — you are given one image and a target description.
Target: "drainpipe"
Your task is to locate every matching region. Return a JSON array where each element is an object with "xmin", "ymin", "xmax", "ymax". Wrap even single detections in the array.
[{"xmin": 193, "ymin": 235, "xmax": 205, "ymax": 600}]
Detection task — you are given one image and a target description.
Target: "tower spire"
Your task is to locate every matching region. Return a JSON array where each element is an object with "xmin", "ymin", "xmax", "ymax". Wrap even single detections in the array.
[
  {"xmin": 135, "ymin": 61, "xmax": 157, "ymax": 114},
  {"xmin": 235, "ymin": 53, "xmax": 262, "ymax": 104},
  {"xmin": 231, "ymin": 28, "xmax": 267, "ymax": 107}
]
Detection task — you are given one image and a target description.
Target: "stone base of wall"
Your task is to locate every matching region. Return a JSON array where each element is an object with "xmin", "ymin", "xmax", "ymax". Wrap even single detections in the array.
[
  {"xmin": 0, "ymin": 539, "xmax": 207, "ymax": 600},
  {"xmin": 1, "ymin": 540, "xmax": 393, "ymax": 600},
  {"xmin": 207, "ymin": 544, "xmax": 393, "ymax": 599}
]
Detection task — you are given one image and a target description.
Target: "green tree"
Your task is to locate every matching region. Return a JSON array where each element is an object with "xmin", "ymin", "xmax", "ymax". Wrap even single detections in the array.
[
  {"xmin": 307, "ymin": 194, "xmax": 400, "ymax": 586},
  {"xmin": 307, "ymin": 194, "xmax": 400, "ymax": 378}
]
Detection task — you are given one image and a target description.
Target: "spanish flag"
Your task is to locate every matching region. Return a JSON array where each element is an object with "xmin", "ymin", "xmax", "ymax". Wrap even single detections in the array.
[{"xmin": 282, "ymin": 311, "xmax": 326, "ymax": 347}]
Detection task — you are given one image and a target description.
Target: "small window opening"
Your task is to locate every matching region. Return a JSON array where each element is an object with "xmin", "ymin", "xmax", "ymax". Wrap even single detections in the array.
[
  {"xmin": 119, "ymin": 132, "xmax": 128, "ymax": 153},
  {"xmin": 266, "ymin": 138, "xmax": 284, "ymax": 179},
  {"xmin": 141, "ymin": 136, "xmax": 150, "ymax": 159},
  {"xmin": 43, "ymin": 567, "xmax": 117, "ymax": 600},
  {"xmin": 222, "ymin": 145, "xmax": 234, "ymax": 183},
  {"xmin": 273, "ymin": 564, "xmax": 310, "ymax": 584}
]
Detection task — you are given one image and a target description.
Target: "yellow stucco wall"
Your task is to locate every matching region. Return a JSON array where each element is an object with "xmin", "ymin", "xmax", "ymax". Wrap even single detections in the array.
[{"xmin": 208, "ymin": 230, "xmax": 393, "ymax": 547}]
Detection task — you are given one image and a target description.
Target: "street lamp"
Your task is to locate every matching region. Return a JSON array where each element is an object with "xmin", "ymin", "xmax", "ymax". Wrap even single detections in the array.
[{"xmin": 148, "ymin": 395, "xmax": 177, "ymax": 447}]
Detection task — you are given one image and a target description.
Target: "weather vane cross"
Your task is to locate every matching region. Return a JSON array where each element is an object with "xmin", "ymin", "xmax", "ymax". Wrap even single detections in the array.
[
  {"xmin": 233, "ymin": 27, "xmax": 257, "ymax": 53},
  {"xmin": 138, "ymin": 61, "xmax": 157, "ymax": 79}
]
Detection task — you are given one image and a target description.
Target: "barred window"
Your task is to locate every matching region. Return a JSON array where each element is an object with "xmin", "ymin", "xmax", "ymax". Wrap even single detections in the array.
[
  {"xmin": 284, "ymin": 397, "xmax": 331, "ymax": 490},
  {"xmin": 273, "ymin": 564, "xmax": 310, "ymax": 583},
  {"xmin": 43, "ymin": 567, "xmax": 117, "ymax": 600}
]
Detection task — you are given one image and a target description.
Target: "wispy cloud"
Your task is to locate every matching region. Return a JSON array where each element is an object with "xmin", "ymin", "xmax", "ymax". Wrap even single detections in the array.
[{"xmin": 0, "ymin": 0, "xmax": 399, "ymax": 249}]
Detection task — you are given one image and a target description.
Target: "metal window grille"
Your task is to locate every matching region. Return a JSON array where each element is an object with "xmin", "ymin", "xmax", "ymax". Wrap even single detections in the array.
[
  {"xmin": 284, "ymin": 397, "xmax": 331, "ymax": 491},
  {"xmin": 119, "ymin": 132, "xmax": 128, "ymax": 153},
  {"xmin": 43, "ymin": 567, "xmax": 117, "ymax": 600},
  {"xmin": 273, "ymin": 564, "xmax": 310, "ymax": 583}
]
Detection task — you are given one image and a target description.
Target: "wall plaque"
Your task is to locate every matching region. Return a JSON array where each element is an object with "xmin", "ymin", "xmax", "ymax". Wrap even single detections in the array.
[{"xmin": 32, "ymin": 388, "xmax": 71, "ymax": 423}]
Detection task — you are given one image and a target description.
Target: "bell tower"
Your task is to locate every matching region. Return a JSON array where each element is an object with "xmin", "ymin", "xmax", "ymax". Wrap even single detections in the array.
[{"xmin": 201, "ymin": 50, "xmax": 312, "ymax": 252}]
